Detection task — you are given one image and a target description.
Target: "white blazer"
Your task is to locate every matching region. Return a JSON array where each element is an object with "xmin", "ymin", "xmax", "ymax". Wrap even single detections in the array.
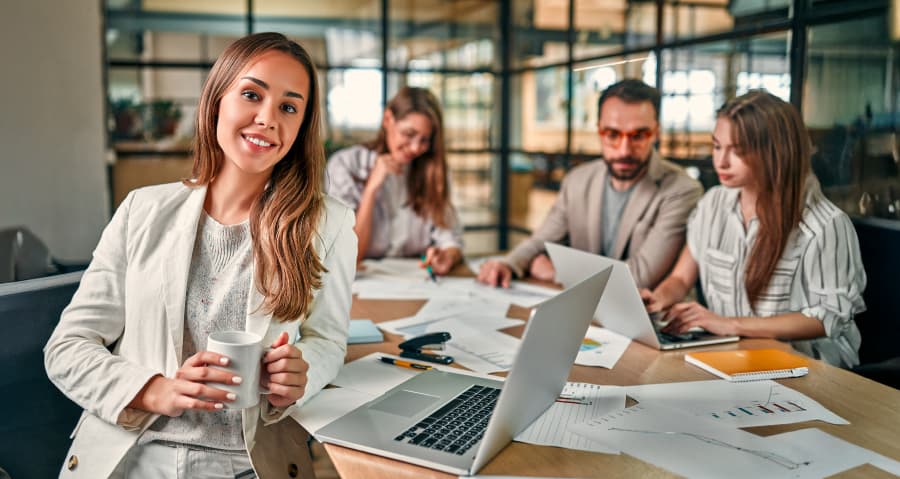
[{"xmin": 44, "ymin": 182, "xmax": 357, "ymax": 478}]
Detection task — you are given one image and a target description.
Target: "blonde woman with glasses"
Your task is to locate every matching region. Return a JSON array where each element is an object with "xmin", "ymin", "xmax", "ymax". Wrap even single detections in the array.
[{"xmin": 326, "ymin": 87, "xmax": 463, "ymax": 276}]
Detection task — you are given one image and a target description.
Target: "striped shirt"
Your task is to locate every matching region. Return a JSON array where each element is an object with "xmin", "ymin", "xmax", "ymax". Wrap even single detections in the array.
[
  {"xmin": 326, "ymin": 145, "xmax": 463, "ymax": 258},
  {"xmin": 687, "ymin": 177, "xmax": 866, "ymax": 368}
]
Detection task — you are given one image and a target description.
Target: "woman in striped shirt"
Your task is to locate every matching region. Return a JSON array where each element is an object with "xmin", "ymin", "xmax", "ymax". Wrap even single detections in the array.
[{"xmin": 641, "ymin": 90, "xmax": 865, "ymax": 368}]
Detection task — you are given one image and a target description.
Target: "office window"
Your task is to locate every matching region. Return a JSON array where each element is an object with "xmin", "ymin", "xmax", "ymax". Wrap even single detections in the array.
[
  {"xmin": 512, "ymin": 66, "xmax": 569, "ymax": 153},
  {"xmin": 326, "ymin": 68, "xmax": 384, "ymax": 136},
  {"xmin": 512, "ymin": 0, "xmax": 570, "ymax": 68},
  {"xmin": 572, "ymin": 0, "xmax": 630, "ymax": 60},
  {"xmin": 804, "ymin": 14, "xmax": 900, "ymax": 219},
  {"xmin": 253, "ymin": 0, "xmax": 381, "ymax": 67},
  {"xmin": 736, "ymin": 72, "xmax": 790, "ymax": 101},
  {"xmin": 571, "ymin": 54, "xmax": 655, "ymax": 155},
  {"xmin": 658, "ymin": 32, "xmax": 790, "ymax": 160},
  {"xmin": 661, "ymin": 69, "xmax": 717, "ymax": 133},
  {"xmin": 662, "ymin": 0, "xmax": 789, "ymax": 43},
  {"xmin": 388, "ymin": 0, "xmax": 498, "ymax": 70}
]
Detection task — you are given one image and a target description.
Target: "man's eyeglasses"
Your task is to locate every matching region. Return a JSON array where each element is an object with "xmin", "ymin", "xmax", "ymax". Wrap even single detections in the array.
[{"xmin": 599, "ymin": 128, "xmax": 656, "ymax": 147}]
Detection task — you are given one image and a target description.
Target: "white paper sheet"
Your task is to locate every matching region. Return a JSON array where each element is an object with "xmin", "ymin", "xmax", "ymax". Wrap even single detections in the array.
[
  {"xmin": 378, "ymin": 314, "xmax": 523, "ymax": 339},
  {"xmin": 570, "ymin": 404, "xmax": 823, "ymax": 478},
  {"xmin": 515, "ymin": 382, "xmax": 625, "ymax": 453},
  {"xmin": 291, "ymin": 387, "xmax": 375, "ymax": 436},
  {"xmin": 358, "ymin": 258, "xmax": 427, "ymax": 279},
  {"xmin": 766, "ymin": 428, "xmax": 900, "ymax": 478},
  {"xmin": 330, "ymin": 352, "xmax": 501, "ymax": 397},
  {"xmin": 444, "ymin": 329, "xmax": 522, "ymax": 373},
  {"xmin": 353, "ymin": 276, "xmax": 467, "ymax": 300},
  {"xmin": 377, "ymin": 296, "xmax": 515, "ymax": 337},
  {"xmin": 466, "ymin": 279, "xmax": 560, "ymax": 308},
  {"xmin": 330, "ymin": 352, "xmax": 421, "ymax": 395},
  {"xmin": 623, "ymin": 380, "xmax": 848, "ymax": 428},
  {"xmin": 414, "ymin": 296, "xmax": 511, "ymax": 322},
  {"xmin": 574, "ymin": 326, "xmax": 631, "ymax": 368}
]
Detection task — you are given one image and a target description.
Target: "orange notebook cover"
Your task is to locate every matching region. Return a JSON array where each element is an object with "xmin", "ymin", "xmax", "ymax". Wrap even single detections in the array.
[{"xmin": 685, "ymin": 349, "xmax": 809, "ymax": 381}]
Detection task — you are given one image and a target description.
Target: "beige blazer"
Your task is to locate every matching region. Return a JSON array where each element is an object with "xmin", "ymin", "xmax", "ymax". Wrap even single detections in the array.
[
  {"xmin": 44, "ymin": 182, "xmax": 357, "ymax": 478},
  {"xmin": 505, "ymin": 152, "xmax": 702, "ymax": 289}
]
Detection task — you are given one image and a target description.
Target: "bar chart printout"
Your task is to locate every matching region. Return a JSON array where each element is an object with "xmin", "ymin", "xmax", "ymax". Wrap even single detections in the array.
[{"xmin": 622, "ymin": 380, "xmax": 847, "ymax": 428}]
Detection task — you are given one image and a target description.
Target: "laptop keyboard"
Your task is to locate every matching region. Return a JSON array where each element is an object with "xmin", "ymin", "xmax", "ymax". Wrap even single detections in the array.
[
  {"xmin": 393, "ymin": 384, "xmax": 499, "ymax": 455},
  {"xmin": 657, "ymin": 330, "xmax": 709, "ymax": 344}
]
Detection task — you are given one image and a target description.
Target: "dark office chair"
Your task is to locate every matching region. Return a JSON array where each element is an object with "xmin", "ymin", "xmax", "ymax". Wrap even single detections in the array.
[
  {"xmin": 850, "ymin": 217, "xmax": 900, "ymax": 389},
  {"xmin": 0, "ymin": 271, "xmax": 84, "ymax": 478},
  {"xmin": 0, "ymin": 227, "xmax": 59, "ymax": 283}
]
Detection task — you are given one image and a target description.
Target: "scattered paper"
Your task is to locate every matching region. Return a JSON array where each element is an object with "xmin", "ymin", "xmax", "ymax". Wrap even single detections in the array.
[
  {"xmin": 766, "ymin": 428, "xmax": 900, "ymax": 477},
  {"xmin": 291, "ymin": 387, "xmax": 374, "ymax": 436},
  {"xmin": 444, "ymin": 329, "xmax": 522, "ymax": 373},
  {"xmin": 330, "ymin": 353, "xmax": 420, "ymax": 396},
  {"xmin": 516, "ymin": 382, "xmax": 625, "ymax": 453},
  {"xmin": 358, "ymin": 258, "xmax": 427, "ymax": 279},
  {"xmin": 377, "ymin": 296, "xmax": 516, "ymax": 338},
  {"xmin": 353, "ymin": 276, "xmax": 465, "ymax": 300},
  {"xmin": 623, "ymin": 380, "xmax": 848, "ymax": 428},
  {"xmin": 570, "ymin": 404, "xmax": 821, "ymax": 478},
  {"xmin": 574, "ymin": 326, "xmax": 630, "ymax": 368},
  {"xmin": 464, "ymin": 279, "xmax": 560, "ymax": 308},
  {"xmin": 330, "ymin": 352, "xmax": 501, "ymax": 397}
]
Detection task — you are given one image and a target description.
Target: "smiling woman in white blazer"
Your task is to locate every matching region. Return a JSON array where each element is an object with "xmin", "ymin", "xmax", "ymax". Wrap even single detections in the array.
[{"xmin": 44, "ymin": 33, "xmax": 356, "ymax": 478}]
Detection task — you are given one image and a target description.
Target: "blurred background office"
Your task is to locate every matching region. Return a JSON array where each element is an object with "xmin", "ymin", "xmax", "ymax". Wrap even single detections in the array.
[
  {"xmin": 0, "ymin": 1, "xmax": 897, "ymax": 477},
  {"xmin": 3, "ymin": 0, "xmax": 897, "ymax": 261}
]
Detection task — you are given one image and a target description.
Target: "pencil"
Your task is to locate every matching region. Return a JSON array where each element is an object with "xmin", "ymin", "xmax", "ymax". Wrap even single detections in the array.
[{"xmin": 380, "ymin": 356, "xmax": 432, "ymax": 370}]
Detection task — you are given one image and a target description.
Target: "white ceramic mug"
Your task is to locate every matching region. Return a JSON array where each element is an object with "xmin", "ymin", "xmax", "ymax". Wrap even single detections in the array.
[{"xmin": 207, "ymin": 331, "xmax": 270, "ymax": 409}]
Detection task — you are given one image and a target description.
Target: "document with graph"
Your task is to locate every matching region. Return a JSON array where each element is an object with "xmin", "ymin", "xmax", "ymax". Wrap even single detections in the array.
[
  {"xmin": 569, "ymin": 404, "xmax": 822, "ymax": 478},
  {"xmin": 515, "ymin": 382, "xmax": 625, "ymax": 453},
  {"xmin": 574, "ymin": 326, "xmax": 630, "ymax": 368},
  {"xmin": 623, "ymin": 380, "xmax": 847, "ymax": 428}
]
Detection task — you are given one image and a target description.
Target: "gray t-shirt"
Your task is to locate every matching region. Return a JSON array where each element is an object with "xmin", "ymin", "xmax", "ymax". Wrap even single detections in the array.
[
  {"xmin": 140, "ymin": 211, "xmax": 253, "ymax": 452},
  {"xmin": 600, "ymin": 176, "xmax": 635, "ymax": 256}
]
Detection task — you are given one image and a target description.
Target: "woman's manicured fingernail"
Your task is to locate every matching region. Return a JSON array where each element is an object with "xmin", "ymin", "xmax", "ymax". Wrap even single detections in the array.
[
  {"xmin": 226, "ymin": 393, "xmax": 237, "ymax": 400},
  {"xmin": 219, "ymin": 357, "xmax": 229, "ymax": 365},
  {"xmin": 232, "ymin": 376, "xmax": 243, "ymax": 384},
  {"xmin": 214, "ymin": 403, "xmax": 224, "ymax": 409}
]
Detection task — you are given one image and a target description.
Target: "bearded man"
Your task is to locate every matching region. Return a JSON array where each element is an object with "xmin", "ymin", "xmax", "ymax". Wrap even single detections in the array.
[{"xmin": 479, "ymin": 79, "xmax": 702, "ymax": 289}]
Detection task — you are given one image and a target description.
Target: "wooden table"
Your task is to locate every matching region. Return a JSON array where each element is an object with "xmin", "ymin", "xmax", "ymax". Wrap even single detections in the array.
[{"xmin": 323, "ymin": 297, "xmax": 900, "ymax": 478}]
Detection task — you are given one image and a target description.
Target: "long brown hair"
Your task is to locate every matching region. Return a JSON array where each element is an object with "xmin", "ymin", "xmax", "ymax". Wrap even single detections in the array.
[
  {"xmin": 189, "ymin": 32, "xmax": 326, "ymax": 321},
  {"xmin": 717, "ymin": 90, "xmax": 810, "ymax": 305},
  {"xmin": 367, "ymin": 87, "xmax": 452, "ymax": 227}
]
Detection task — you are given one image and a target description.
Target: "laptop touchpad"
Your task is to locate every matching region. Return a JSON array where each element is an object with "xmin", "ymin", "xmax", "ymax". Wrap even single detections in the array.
[{"xmin": 370, "ymin": 390, "xmax": 440, "ymax": 417}]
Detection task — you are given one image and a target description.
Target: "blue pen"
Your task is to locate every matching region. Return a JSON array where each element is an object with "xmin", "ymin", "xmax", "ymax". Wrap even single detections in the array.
[{"xmin": 420, "ymin": 254, "xmax": 438, "ymax": 282}]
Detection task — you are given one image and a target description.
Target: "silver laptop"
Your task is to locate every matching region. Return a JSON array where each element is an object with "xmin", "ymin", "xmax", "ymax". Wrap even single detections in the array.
[
  {"xmin": 546, "ymin": 242, "xmax": 739, "ymax": 350},
  {"xmin": 317, "ymin": 267, "xmax": 612, "ymax": 476}
]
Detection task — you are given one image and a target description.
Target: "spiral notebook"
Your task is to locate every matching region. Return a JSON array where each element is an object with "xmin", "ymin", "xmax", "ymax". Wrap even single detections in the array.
[{"xmin": 685, "ymin": 349, "xmax": 809, "ymax": 381}]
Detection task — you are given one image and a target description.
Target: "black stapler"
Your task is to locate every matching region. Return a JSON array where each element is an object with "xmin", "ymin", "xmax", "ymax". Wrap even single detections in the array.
[{"xmin": 398, "ymin": 332, "xmax": 454, "ymax": 365}]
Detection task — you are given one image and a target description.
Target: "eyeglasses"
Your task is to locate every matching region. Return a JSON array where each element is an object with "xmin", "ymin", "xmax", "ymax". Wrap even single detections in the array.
[{"xmin": 599, "ymin": 128, "xmax": 656, "ymax": 147}]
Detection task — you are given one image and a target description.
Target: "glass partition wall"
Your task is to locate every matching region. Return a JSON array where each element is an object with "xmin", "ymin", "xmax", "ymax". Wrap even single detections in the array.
[{"xmin": 103, "ymin": 0, "xmax": 899, "ymax": 254}]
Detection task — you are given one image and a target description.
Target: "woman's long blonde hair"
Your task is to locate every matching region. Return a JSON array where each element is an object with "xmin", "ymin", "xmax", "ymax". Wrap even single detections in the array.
[
  {"xmin": 189, "ymin": 32, "xmax": 326, "ymax": 321},
  {"xmin": 717, "ymin": 90, "xmax": 811, "ymax": 305},
  {"xmin": 367, "ymin": 87, "xmax": 452, "ymax": 227}
]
